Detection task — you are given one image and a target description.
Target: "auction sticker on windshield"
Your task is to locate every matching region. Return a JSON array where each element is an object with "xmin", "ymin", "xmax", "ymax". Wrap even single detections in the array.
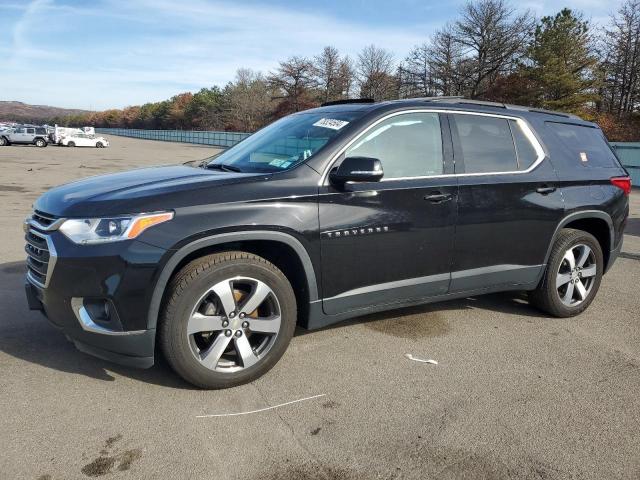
[{"xmin": 313, "ymin": 118, "xmax": 350, "ymax": 130}]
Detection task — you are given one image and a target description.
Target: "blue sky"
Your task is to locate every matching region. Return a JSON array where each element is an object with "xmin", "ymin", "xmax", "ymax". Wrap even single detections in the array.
[{"xmin": 0, "ymin": 0, "xmax": 623, "ymax": 110}]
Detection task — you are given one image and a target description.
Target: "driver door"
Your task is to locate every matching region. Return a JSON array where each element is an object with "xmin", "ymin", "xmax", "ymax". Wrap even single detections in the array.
[{"xmin": 318, "ymin": 112, "xmax": 458, "ymax": 315}]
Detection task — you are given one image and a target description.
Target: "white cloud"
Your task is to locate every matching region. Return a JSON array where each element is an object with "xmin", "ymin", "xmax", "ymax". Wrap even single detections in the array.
[
  {"xmin": 1, "ymin": 0, "xmax": 436, "ymax": 109},
  {"xmin": 0, "ymin": 0, "xmax": 625, "ymax": 110}
]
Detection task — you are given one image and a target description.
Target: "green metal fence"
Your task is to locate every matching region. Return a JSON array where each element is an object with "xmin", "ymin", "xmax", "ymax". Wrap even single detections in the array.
[
  {"xmin": 611, "ymin": 142, "xmax": 640, "ymax": 187},
  {"xmin": 96, "ymin": 128, "xmax": 251, "ymax": 147}
]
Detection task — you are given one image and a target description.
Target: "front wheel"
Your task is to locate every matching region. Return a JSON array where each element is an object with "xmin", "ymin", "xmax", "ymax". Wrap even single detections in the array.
[
  {"xmin": 0, "ymin": 137, "xmax": 7, "ymax": 146},
  {"xmin": 159, "ymin": 251, "xmax": 297, "ymax": 389},
  {"xmin": 67, "ymin": 141, "xmax": 75, "ymax": 147},
  {"xmin": 529, "ymin": 228, "xmax": 603, "ymax": 317},
  {"xmin": 35, "ymin": 138, "xmax": 47, "ymax": 148},
  {"xmin": 96, "ymin": 142, "xmax": 104, "ymax": 148}
]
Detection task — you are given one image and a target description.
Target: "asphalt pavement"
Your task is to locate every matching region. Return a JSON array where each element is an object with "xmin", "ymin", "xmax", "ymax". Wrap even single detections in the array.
[{"xmin": 1, "ymin": 137, "xmax": 639, "ymax": 479}]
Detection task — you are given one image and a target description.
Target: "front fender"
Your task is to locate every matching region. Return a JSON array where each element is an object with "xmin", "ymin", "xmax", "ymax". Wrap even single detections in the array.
[{"xmin": 144, "ymin": 230, "xmax": 319, "ymax": 330}]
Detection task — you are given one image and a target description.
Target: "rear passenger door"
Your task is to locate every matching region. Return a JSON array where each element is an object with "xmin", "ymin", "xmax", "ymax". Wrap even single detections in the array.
[{"xmin": 448, "ymin": 112, "xmax": 564, "ymax": 293}]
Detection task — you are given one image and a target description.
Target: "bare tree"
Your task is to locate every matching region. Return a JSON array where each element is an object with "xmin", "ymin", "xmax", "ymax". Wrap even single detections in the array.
[
  {"xmin": 600, "ymin": 0, "xmax": 640, "ymax": 115},
  {"xmin": 454, "ymin": 0, "xmax": 534, "ymax": 97},
  {"xmin": 268, "ymin": 56, "xmax": 318, "ymax": 113},
  {"xmin": 356, "ymin": 45, "xmax": 397, "ymax": 100},
  {"xmin": 224, "ymin": 69, "xmax": 273, "ymax": 132},
  {"xmin": 430, "ymin": 27, "xmax": 468, "ymax": 96},
  {"xmin": 337, "ymin": 56, "xmax": 355, "ymax": 99},
  {"xmin": 400, "ymin": 43, "xmax": 436, "ymax": 97},
  {"xmin": 401, "ymin": 25, "xmax": 469, "ymax": 98},
  {"xmin": 313, "ymin": 46, "xmax": 354, "ymax": 102}
]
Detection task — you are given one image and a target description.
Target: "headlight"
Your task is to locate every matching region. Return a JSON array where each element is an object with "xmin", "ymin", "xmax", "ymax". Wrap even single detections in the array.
[{"xmin": 59, "ymin": 212, "xmax": 174, "ymax": 244}]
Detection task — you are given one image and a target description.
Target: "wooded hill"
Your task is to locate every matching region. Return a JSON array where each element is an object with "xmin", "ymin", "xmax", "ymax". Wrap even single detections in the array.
[{"xmin": 0, "ymin": 101, "xmax": 90, "ymax": 125}]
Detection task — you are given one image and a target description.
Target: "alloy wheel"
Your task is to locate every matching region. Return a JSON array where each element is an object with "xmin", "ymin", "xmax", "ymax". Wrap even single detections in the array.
[
  {"xmin": 187, "ymin": 276, "xmax": 281, "ymax": 373},
  {"xmin": 556, "ymin": 243, "xmax": 597, "ymax": 307}
]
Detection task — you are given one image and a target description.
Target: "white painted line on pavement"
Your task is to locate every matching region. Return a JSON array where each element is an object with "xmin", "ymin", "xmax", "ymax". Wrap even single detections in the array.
[
  {"xmin": 196, "ymin": 394, "xmax": 327, "ymax": 418},
  {"xmin": 405, "ymin": 353, "xmax": 438, "ymax": 365}
]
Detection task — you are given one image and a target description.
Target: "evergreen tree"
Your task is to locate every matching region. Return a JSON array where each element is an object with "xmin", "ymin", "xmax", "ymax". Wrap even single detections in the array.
[{"xmin": 525, "ymin": 9, "xmax": 598, "ymax": 112}]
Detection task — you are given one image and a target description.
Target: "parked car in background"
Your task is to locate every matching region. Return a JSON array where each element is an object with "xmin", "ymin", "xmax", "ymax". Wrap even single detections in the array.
[
  {"xmin": 60, "ymin": 133, "xmax": 109, "ymax": 148},
  {"xmin": 51, "ymin": 126, "xmax": 83, "ymax": 144},
  {"xmin": 0, "ymin": 126, "xmax": 49, "ymax": 147}
]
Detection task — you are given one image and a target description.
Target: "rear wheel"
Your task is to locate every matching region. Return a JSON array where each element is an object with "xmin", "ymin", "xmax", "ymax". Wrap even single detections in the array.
[
  {"xmin": 96, "ymin": 142, "xmax": 104, "ymax": 148},
  {"xmin": 159, "ymin": 251, "xmax": 297, "ymax": 389},
  {"xmin": 34, "ymin": 138, "xmax": 47, "ymax": 148},
  {"xmin": 67, "ymin": 141, "xmax": 75, "ymax": 147},
  {"xmin": 529, "ymin": 228, "xmax": 603, "ymax": 317}
]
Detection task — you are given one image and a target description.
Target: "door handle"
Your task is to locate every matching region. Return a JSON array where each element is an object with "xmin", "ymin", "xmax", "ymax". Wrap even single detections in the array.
[
  {"xmin": 536, "ymin": 186, "xmax": 557, "ymax": 195},
  {"xmin": 424, "ymin": 192, "xmax": 453, "ymax": 203}
]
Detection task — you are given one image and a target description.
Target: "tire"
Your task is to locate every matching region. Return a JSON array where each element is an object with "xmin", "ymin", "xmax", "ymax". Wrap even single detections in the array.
[
  {"xmin": 35, "ymin": 138, "xmax": 47, "ymax": 148},
  {"xmin": 529, "ymin": 228, "xmax": 603, "ymax": 317},
  {"xmin": 96, "ymin": 142, "xmax": 103, "ymax": 148},
  {"xmin": 67, "ymin": 141, "xmax": 75, "ymax": 147},
  {"xmin": 0, "ymin": 137, "xmax": 7, "ymax": 146},
  {"xmin": 159, "ymin": 251, "xmax": 297, "ymax": 389}
]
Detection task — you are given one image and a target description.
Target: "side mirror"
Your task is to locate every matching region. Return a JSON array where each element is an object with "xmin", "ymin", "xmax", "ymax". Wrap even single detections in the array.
[{"xmin": 329, "ymin": 156, "xmax": 384, "ymax": 184}]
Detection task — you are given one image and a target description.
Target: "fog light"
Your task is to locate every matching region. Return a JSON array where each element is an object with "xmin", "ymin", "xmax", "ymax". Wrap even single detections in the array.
[{"xmin": 81, "ymin": 298, "xmax": 124, "ymax": 332}]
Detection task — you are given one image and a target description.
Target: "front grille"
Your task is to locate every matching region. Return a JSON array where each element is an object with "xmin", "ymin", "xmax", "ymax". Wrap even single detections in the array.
[
  {"xmin": 25, "ymin": 211, "xmax": 58, "ymax": 288},
  {"xmin": 32, "ymin": 210, "xmax": 57, "ymax": 228}
]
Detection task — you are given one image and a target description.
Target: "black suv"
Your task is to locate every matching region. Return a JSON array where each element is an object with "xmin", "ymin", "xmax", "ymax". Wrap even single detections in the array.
[{"xmin": 24, "ymin": 98, "xmax": 630, "ymax": 388}]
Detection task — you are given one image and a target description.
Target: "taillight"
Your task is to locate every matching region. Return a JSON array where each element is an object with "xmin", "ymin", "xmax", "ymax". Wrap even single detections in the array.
[{"xmin": 610, "ymin": 176, "xmax": 631, "ymax": 195}]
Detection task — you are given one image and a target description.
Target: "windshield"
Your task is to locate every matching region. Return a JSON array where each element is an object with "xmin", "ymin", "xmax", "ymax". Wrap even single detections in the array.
[{"xmin": 206, "ymin": 111, "xmax": 361, "ymax": 173}]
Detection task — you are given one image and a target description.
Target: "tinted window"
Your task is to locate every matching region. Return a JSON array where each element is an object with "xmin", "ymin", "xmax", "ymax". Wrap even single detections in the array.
[
  {"xmin": 36, "ymin": 128, "xmax": 46, "ymax": 134},
  {"xmin": 510, "ymin": 120, "xmax": 538, "ymax": 169},
  {"xmin": 345, "ymin": 112, "xmax": 443, "ymax": 179},
  {"xmin": 546, "ymin": 122, "xmax": 618, "ymax": 168},
  {"xmin": 453, "ymin": 115, "xmax": 517, "ymax": 173},
  {"xmin": 27, "ymin": 128, "xmax": 35, "ymax": 134}
]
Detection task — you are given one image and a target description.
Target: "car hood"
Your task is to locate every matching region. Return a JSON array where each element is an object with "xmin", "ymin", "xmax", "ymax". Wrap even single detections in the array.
[{"xmin": 34, "ymin": 165, "xmax": 266, "ymax": 217}]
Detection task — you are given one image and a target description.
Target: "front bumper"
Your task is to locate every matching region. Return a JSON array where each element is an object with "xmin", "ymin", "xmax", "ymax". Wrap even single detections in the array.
[{"xmin": 24, "ymin": 229, "xmax": 167, "ymax": 368}]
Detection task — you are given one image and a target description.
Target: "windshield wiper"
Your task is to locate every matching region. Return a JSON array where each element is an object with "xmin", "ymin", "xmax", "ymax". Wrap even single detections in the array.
[{"xmin": 205, "ymin": 163, "xmax": 244, "ymax": 173}]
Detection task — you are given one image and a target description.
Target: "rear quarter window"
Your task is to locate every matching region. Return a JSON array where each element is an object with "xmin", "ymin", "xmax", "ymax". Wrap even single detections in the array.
[{"xmin": 546, "ymin": 122, "xmax": 619, "ymax": 168}]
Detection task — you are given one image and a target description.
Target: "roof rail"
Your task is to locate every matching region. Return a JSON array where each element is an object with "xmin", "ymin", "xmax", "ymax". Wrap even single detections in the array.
[
  {"xmin": 526, "ymin": 108, "xmax": 576, "ymax": 119},
  {"xmin": 412, "ymin": 96, "xmax": 465, "ymax": 102},
  {"xmin": 432, "ymin": 98, "xmax": 507, "ymax": 109},
  {"xmin": 321, "ymin": 98, "xmax": 375, "ymax": 107},
  {"xmin": 424, "ymin": 98, "xmax": 578, "ymax": 118}
]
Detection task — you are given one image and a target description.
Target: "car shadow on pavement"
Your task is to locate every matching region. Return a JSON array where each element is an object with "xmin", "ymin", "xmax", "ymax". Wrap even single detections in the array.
[
  {"xmin": 1, "ymin": 260, "xmax": 548, "ymax": 388},
  {"xmin": 625, "ymin": 217, "xmax": 640, "ymax": 237},
  {"xmin": 296, "ymin": 288, "xmax": 549, "ymax": 338},
  {"xmin": 0, "ymin": 261, "xmax": 197, "ymax": 390}
]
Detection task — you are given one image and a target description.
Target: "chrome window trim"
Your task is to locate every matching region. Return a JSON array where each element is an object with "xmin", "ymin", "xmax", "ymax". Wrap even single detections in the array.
[{"xmin": 319, "ymin": 109, "xmax": 546, "ymax": 185}]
